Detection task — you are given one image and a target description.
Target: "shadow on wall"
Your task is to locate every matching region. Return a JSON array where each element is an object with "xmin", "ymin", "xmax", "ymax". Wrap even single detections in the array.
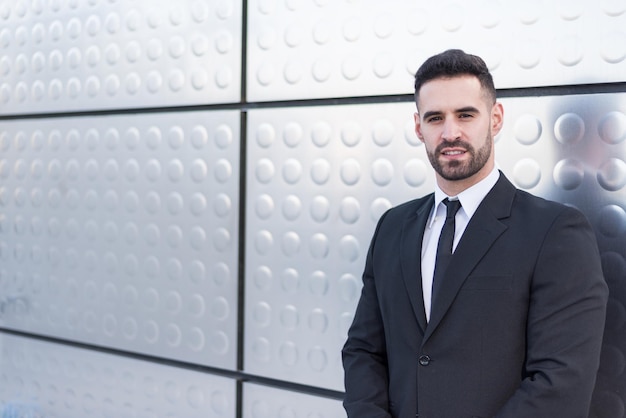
[{"xmin": 537, "ymin": 96, "xmax": 626, "ymax": 418}]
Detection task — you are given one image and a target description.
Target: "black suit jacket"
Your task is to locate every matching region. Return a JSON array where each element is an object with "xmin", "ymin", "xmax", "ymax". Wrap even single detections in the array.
[{"xmin": 342, "ymin": 173, "xmax": 608, "ymax": 418}]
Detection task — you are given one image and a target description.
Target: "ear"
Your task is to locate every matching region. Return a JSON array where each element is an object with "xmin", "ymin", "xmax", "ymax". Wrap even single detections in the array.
[
  {"xmin": 414, "ymin": 112, "xmax": 424, "ymax": 142},
  {"xmin": 491, "ymin": 102, "xmax": 504, "ymax": 136}
]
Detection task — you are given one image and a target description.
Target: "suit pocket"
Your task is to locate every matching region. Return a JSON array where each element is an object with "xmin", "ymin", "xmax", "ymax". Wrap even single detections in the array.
[{"xmin": 462, "ymin": 275, "xmax": 512, "ymax": 291}]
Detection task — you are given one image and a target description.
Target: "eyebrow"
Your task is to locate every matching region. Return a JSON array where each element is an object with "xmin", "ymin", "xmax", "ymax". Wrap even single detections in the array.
[{"xmin": 421, "ymin": 106, "xmax": 481, "ymax": 120}]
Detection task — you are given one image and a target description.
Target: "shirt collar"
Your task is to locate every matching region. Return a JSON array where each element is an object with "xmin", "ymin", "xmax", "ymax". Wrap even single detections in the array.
[{"xmin": 429, "ymin": 166, "xmax": 500, "ymax": 226}]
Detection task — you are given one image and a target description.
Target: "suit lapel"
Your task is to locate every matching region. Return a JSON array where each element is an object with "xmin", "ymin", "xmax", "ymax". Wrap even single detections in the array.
[
  {"xmin": 424, "ymin": 174, "xmax": 516, "ymax": 342},
  {"xmin": 400, "ymin": 195, "xmax": 434, "ymax": 334}
]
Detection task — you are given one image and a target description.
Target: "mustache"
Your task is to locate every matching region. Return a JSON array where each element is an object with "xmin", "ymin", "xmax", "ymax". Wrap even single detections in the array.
[{"xmin": 435, "ymin": 140, "xmax": 471, "ymax": 154}]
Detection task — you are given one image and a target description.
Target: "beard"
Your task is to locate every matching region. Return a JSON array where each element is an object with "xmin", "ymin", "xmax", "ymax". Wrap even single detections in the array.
[{"xmin": 426, "ymin": 132, "xmax": 493, "ymax": 181}]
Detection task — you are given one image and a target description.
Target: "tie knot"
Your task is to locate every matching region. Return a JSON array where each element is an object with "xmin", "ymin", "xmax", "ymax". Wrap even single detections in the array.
[{"xmin": 443, "ymin": 198, "xmax": 462, "ymax": 219}]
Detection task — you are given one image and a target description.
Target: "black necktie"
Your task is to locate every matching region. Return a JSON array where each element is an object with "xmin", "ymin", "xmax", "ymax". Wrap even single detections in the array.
[{"xmin": 432, "ymin": 198, "xmax": 462, "ymax": 307}]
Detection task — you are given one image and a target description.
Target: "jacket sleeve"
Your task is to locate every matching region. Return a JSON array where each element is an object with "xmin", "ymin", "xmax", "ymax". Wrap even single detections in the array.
[
  {"xmin": 495, "ymin": 207, "xmax": 608, "ymax": 417},
  {"xmin": 342, "ymin": 211, "xmax": 393, "ymax": 418}
]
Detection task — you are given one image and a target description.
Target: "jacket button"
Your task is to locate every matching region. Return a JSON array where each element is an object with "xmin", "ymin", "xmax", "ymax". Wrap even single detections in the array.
[{"xmin": 419, "ymin": 355, "xmax": 431, "ymax": 366}]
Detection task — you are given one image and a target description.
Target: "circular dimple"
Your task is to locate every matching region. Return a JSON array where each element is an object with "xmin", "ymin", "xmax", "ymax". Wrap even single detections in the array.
[
  {"xmin": 307, "ymin": 347, "xmax": 328, "ymax": 372},
  {"xmin": 281, "ymin": 231, "xmax": 301, "ymax": 257},
  {"xmin": 512, "ymin": 158, "xmax": 542, "ymax": 189},
  {"xmin": 253, "ymin": 302, "xmax": 271, "ymax": 327},
  {"xmin": 255, "ymin": 230, "xmax": 273, "ymax": 255},
  {"xmin": 341, "ymin": 55, "xmax": 362, "ymax": 80},
  {"xmin": 439, "ymin": 3, "xmax": 464, "ymax": 31},
  {"xmin": 282, "ymin": 159, "xmax": 302, "ymax": 184},
  {"xmin": 254, "ymin": 265, "xmax": 272, "ymax": 290},
  {"xmin": 165, "ymin": 324, "xmax": 182, "ymax": 347},
  {"xmin": 283, "ymin": 122, "xmax": 303, "ymax": 147},
  {"xmin": 599, "ymin": 31, "xmax": 626, "ymax": 64},
  {"xmin": 514, "ymin": 114, "xmax": 543, "ymax": 145},
  {"xmin": 165, "ymin": 225, "xmax": 183, "ymax": 248},
  {"xmin": 553, "ymin": 158, "xmax": 584, "ymax": 190},
  {"xmin": 597, "ymin": 205, "xmax": 626, "ymax": 238},
  {"xmin": 372, "ymin": 119, "xmax": 394, "ymax": 146},
  {"xmin": 373, "ymin": 53, "xmax": 394, "ymax": 79},
  {"xmin": 189, "ymin": 193, "xmax": 207, "ymax": 216},
  {"xmin": 167, "ymin": 192, "xmax": 184, "ymax": 215},
  {"xmin": 404, "ymin": 159, "xmax": 428, "ymax": 187},
  {"xmin": 209, "ymin": 296, "xmax": 228, "ymax": 321},
  {"xmin": 340, "ymin": 197, "xmax": 360, "ymax": 224},
  {"xmin": 311, "ymin": 122, "xmax": 332, "ymax": 147},
  {"xmin": 212, "ymin": 262, "xmax": 230, "ymax": 286},
  {"xmin": 252, "ymin": 337, "xmax": 271, "ymax": 363},
  {"xmin": 313, "ymin": 20, "xmax": 331, "ymax": 45},
  {"xmin": 168, "ymin": 159, "xmax": 185, "ymax": 182},
  {"xmin": 124, "ymin": 159, "xmax": 140, "ymax": 181},
  {"xmin": 342, "ymin": 17, "xmax": 361, "ymax": 42},
  {"xmin": 214, "ymin": 159, "xmax": 232, "ymax": 183},
  {"xmin": 311, "ymin": 158, "xmax": 331, "ymax": 185},
  {"xmin": 189, "ymin": 260, "xmax": 206, "ymax": 284},
  {"xmin": 189, "ymin": 226, "xmax": 207, "ymax": 250},
  {"xmin": 309, "ymin": 233, "xmax": 329, "ymax": 259},
  {"xmin": 598, "ymin": 111, "xmax": 626, "ymax": 144},
  {"xmin": 256, "ymin": 123, "xmax": 275, "ymax": 148},
  {"xmin": 312, "ymin": 58, "xmax": 332, "ymax": 82},
  {"xmin": 598, "ymin": 158, "xmax": 626, "ymax": 191},
  {"xmin": 213, "ymin": 193, "xmax": 231, "ymax": 218},
  {"xmin": 215, "ymin": 125, "xmax": 232, "ymax": 149},
  {"xmin": 556, "ymin": 35, "xmax": 583, "ymax": 66},
  {"xmin": 167, "ymin": 126, "xmax": 184, "ymax": 149},
  {"xmin": 341, "ymin": 121, "xmax": 362, "ymax": 147},
  {"xmin": 339, "ymin": 273, "xmax": 360, "ymax": 302},
  {"xmin": 190, "ymin": 125, "xmax": 208, "ymax": 149},
  {"xmin": 310, "ymin": 195, "xmax": 330, "ymax": 222},
  {"xmin": 282, "ymin": 195, "xmax": 302, "ymax": 220},
  {"xmin": 340, "ymin": 159, "xmax": 361, "ymax": 186},
  {"xmin": 339, "ymin": 235, "xmax": 360, "ymax": 262},
  {"xmin": 146, "ymin": 71, "xmax": 163, "ymax": 93},
  {"xmin": 165, "ymin": 256, "xmax": 183, "ymax": 281},
  {"xmin": 371, "ymin": 158, "xmax": 394, "ymax": 186},
  {"xmin": 308, "ymin": 308, "xmax": 328, "ymax": 333},
  {"xmin": 309, "ymin": 270, "xmax": 329, "ymax": 296},
  {"xmin": 284, "ymin": 25, "xmax": 303, "ymax": 48},
  {"xmin": 514, "ymin": 39, "xmax": 542, "ymax": 69},
  {"xmin": 215, "ymin": 67, "xmax": 233, "ymax": 89},
  {"xmin": 371, "ymin": 197, "xmax": 392, "ymax": 222},
  {"xmin": 554, "ymin": 113, "xmax": 585, "ymax": 144},
  {"xmin": 279, "ymin": 341, "xmax": 298, "ymax": 367},
  {"xmin": 190, "ymin": 159, "xmax": 208, "ymax": 182},
  {"xmin": 280, "ymin": 305, "xmax": 299, "ymax": 330},
  {"xmin": 256, "ymin": 62, "xmax": 274, "ymax": 86},
  {"xmin": 213, "ymin": 228, "xmax": 231, "ymax": 252},
  {"xmin": 103, "ymin": 160, "xmax": 119, "ymax": 181}
]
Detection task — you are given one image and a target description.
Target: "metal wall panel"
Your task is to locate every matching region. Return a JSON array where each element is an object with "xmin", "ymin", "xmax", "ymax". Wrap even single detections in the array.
[
  {"xmin": 245, "ymin": 103, "xmax": 426, "ymax": 390},
  {"xmin": 247, "ymin": 0, "xmax": 626, "ymax": 102},
  {"xmin": 0, "ymin": 333, "xmax": 236, "ymax": 418},
  {"xmin": 0, "ymin": 0, "xmax": 242, "ymax": 115},
  {"xmin": 0, "ymin": 110, "xmax": 240, "ymax": 370},
  {"xmin": 243, "ymin": 383, "xmax": 345, "ymax": 418}
]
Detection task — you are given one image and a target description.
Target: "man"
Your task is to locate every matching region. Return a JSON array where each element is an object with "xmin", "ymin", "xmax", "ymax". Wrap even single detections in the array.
[{"xmin": 342, "ymin": 49, "xmax": 608, "ymax": 418}]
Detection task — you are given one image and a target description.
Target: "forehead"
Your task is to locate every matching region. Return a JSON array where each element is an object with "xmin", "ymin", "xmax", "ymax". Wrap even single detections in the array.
[{"xmin": 417, "ymin": 75, "xmax": 487, "ymax": 112}]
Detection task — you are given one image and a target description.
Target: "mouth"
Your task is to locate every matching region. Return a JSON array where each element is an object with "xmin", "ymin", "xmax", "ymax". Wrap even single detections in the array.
[{"xmin": 441, "ymin": 148, "xmax": 467, "ymax": 157}]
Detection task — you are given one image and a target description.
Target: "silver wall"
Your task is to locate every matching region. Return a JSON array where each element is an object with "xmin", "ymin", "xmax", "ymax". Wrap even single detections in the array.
[{"xmin": 0, "ymin": 1, "xmax": 624, "ymax": 417}]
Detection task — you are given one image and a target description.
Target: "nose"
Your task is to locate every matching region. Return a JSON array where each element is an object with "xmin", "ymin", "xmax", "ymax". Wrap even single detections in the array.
[{"xmin": 442, "ymin": 119, "xmax": 461, "ymax": 142}]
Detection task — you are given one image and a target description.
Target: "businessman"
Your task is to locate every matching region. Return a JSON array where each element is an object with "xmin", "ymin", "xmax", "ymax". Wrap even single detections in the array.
[{"xmin": 342, "ymin": 49, "xmax": 608, "ymax": 417}]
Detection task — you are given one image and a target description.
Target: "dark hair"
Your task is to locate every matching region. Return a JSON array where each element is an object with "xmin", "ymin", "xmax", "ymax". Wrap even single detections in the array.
[{"xmin": 414, "ymin": 49, "xmax": 496, "ymax": 106}]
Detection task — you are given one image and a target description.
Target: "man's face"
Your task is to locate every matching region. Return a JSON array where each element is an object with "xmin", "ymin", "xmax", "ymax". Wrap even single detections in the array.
[{"xmin": 414, "ymin": 75, "xmax": 503, "ymax": 193}]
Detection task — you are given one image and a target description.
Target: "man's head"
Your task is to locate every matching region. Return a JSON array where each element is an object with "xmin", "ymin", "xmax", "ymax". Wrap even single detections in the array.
[
  {"xmin": 414, "ymin": 49, "xmax": 496, "ymax": 112},
  {"xmin": 413, "ymin": 50, "xmax": 503, "ymax": 195}
]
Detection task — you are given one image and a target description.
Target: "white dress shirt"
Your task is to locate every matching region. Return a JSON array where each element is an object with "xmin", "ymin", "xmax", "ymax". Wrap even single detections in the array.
[{"xmin": 421, "ymin": 167, "xmax": 500, "ymax": 320}]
